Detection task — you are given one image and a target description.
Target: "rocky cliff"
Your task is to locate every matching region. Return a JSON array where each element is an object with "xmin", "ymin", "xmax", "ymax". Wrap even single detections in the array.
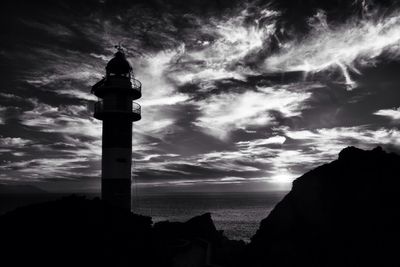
[
  {"xmin": 2, "ymin": 146, "xmax": 400, "ymax": 267},
  {"xmin": 246, "ymin": 146, "xmax": 400, "ymax": 267},
  {"xmin": 0, "ymin": 195, "xmax": 244, "ymax": 267}
]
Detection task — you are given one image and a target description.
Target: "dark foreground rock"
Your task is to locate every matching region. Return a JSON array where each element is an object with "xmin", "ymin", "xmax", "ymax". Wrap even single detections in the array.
[
  {"xmin": 0, "ymin": 195, "xmax": 244, "ymax": 267},
  {"xmin": 2, "ymin": 146, "xmax": 400, "ymax": 267},
  {"xmin": 246, "ymin": 146, "xmax": 400, "ymax": 267}
]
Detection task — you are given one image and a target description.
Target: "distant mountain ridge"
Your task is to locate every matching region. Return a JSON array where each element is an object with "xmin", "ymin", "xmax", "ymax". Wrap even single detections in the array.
[
  {"xmin": 246, "ymin": 146, "xmax": 400, "ymax": 267},
  {"xmin": 0, "ymin": 184, "xmax": 46, "ymax": 194}
]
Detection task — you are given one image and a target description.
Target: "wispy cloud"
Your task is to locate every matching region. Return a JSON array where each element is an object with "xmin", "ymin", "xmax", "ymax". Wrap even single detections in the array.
[
  {"xmin": 264, "ymin": 7, "xmax": 400, "ymax": 89},
  {"xmin": 374, "ymin": 107, "xmax": 400, "ymax": 121},
  {"xmin": 0, "ymin": 106, "xmax": 7, "ymax": 125},
  {"xmin": 193, "ymin": 84, "xmax": 312, "ymax": 139},
  {"xmin": 0, "ymin": 137, "xmax": 32, "ymax": 148}
]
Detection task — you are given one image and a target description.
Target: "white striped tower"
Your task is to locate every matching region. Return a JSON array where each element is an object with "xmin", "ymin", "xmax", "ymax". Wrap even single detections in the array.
[{"xmin": 91, "ymin": 47, "xmax": 141, "ymax": 211}]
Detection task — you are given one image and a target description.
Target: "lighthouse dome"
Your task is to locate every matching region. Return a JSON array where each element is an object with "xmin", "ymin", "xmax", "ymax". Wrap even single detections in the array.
[{"xmin": 105, "ymin": 50, "xmax": 132, "ymax": 76}]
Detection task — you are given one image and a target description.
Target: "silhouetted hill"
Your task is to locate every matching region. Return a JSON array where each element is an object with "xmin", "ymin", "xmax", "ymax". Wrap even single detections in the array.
[
  {"xmin": 0, "ymin": 195, "xmax": 244, "ymax": 267},
  {"xmin": 2, "ymin": 146, "xmax": 400, "ymax": 266},
  {"xmin": 0, "ymin": 184, "xmax": 47, "ymax": 194},
  {"xmin": 246, "ymin": 146, "xmax": 400, "ymax": 267},
  {"xmin": 0, "ymin": 195, "xmax": 153, "ymax": 266}
]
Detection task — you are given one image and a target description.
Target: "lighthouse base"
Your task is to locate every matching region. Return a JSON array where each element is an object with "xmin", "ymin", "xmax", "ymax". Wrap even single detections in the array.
[{"xmin": 102, "ymin": 179, "xmax": 131, "ymax": 212}]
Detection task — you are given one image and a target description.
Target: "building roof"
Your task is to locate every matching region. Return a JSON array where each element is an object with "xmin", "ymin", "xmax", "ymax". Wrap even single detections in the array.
[{"xmin": 105, "ymin": 50, "xmax": 132, "ymax": 75}]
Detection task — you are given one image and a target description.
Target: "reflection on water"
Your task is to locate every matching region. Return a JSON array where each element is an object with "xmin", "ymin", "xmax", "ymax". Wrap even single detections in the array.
[{"xmin": 132, "ymin": 191, "xmax": 288, "ymax": 242}]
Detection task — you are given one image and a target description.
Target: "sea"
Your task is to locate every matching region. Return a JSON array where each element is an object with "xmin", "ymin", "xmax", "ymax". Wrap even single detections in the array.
[{"xmin": 0, "ymin": 191, "xmax": 288, "ymax": 242}]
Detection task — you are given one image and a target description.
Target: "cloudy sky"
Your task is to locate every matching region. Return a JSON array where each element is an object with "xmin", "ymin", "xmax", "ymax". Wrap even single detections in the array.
[{"xmin": 1, "ymin": 0, "xmax": 400, "ymax": 193}]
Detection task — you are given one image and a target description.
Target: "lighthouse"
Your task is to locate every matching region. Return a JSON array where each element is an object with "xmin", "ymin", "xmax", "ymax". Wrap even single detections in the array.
[{"xmin": 91, "ymin": 47, "xmax": 141, "ymax": 211}]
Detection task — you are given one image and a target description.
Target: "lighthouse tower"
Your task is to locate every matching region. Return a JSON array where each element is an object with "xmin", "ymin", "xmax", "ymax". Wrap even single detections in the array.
[{"xmin": 91, "ymin": 47, "xmax": 141, "ymax": 211}]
